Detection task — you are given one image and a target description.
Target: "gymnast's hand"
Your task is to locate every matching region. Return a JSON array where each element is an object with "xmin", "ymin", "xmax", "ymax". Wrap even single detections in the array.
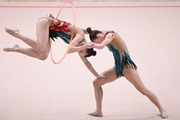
[
  {"xmin": 97, "ymin": 73, "xmax": 107, "ymax": 79},
  {"xmin": 85, "ymin": 42, "xmax": 94, "ymax": 48}
]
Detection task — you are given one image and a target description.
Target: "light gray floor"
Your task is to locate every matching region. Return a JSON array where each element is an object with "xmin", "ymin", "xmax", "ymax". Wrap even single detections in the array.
[{"xmin": 0, "ymin": 2, "xmax": 180, "ymax": 120}]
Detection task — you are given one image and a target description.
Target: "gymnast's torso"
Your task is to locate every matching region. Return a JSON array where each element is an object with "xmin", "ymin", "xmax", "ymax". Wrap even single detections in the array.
[
  {"xmin": 105, "ymin": 31, "xmax": 130, "ymax": 58},
  {"xmin": 104, "ymin": 31, "xmax": 137, "ymax": 77},
  {"xmin": 39, "ymin": 14, "xmax": 85, "ymax": 44}
]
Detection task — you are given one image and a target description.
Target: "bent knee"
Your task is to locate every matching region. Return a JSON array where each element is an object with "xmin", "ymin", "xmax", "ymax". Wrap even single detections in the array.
[
  {"xmin": 35, "ymin": 45, "xmax": 46, "ymax": 54},
  {"xmin": 93, "ymin": 79, "xmax": 100, "ymax": 87},
  {"xmin": 38, "ymin": 53, "xmax": 48, "ymax": 60},
  {"xmin": 92, "ymin": 79, "xmax": 106, "ymax": 88}
]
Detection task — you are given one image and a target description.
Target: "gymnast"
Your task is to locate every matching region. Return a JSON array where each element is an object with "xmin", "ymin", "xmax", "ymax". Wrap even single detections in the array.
[
  {"xmin": 84, "ymin": 27, "xmax": 168, "ymax": 118},
  {"xmin": 3, "ymin": 14, "xmax": 107, "ymax": 79},
  {"xmin": 3, "ymin": 14, "xmax": 94, "ymax": 59}
]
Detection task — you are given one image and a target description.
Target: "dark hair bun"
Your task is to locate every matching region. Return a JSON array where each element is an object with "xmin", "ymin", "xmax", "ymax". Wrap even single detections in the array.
[
  {"xmin": 93, "ymin": 50, "xmax": 97, "ymax": 56},
  {"xmin": 86, "ymin": 27, "xmax": 93, "ymax": 34}
]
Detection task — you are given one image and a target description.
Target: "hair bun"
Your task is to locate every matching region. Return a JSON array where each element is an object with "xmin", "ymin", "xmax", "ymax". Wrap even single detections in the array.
[
  {"xmin": 93, "ymin": 51, "xmax": 97, "ymax": 56},
  {"xmin": 86, "ymin": 27, "xmax": 93, "ymax": 34}
]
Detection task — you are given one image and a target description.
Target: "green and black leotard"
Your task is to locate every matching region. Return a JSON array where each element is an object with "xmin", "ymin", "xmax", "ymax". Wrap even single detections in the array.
[{"xmin": 106, "ymin": 31, "xmax": 137, "ymax": 77}]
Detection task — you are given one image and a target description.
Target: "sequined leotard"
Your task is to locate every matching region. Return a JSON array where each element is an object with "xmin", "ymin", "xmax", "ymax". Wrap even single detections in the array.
[
  {"xmin": 48, "ymin": 14, "xmax": 72, "ymax": 44},
  {"xmin": 106, "ymin": 31, "xmax": 137, "ymax": 77}
]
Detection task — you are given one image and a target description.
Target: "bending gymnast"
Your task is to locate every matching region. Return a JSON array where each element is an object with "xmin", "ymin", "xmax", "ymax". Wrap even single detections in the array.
[
  {"xmin": 84, "ymin": 27, "xmax": 168, "ymax": 119},
  {"xmin": 3, "ymin": 15, "xmax": 106, "ymax": 79},
  {"xmin": 3, "ymin": 14, "xmax": 94, "ymax": 60}
]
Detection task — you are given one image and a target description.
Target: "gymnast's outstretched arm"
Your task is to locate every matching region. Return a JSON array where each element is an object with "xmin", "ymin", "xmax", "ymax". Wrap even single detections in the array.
[{"xmin": 78, "ymin": 52, "xmax": 106, "ymax": 79}]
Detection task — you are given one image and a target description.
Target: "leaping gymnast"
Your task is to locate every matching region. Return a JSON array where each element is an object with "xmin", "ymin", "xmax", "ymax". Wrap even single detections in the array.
[
  {"xmin": 3, "ymin": 14, "xmax": 94, "ymax": 59},
  {"xmin": 3, "ymin": 14, "xmax": 106, "ymax": 79}
]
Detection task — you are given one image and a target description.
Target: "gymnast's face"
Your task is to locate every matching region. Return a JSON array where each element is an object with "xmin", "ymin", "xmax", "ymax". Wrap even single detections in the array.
[
  {"xmin": 93, "ymin": 34, "xmax": 104, "ymax": 44},
  {"xmin": 77, "ymin": 42, "xmax": 88, "ymax": 57},
  {"xmin": 79, "ymin": 49, "xmax": 88, "ymax": 57}
]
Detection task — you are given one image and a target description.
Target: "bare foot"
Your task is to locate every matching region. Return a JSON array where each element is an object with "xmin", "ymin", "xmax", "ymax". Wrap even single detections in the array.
[
  {"xmin": 3, "ymin": 44, "xmax": 20, "ymax": 52},
  {"xmin": 5, "ymin": 28, "xmax": 19, "ymax": 35},
  {"xmin": 161, "ymin": 110, "xmax": 168, "ymax": 119},
  {"xmin": 87, "ymin": 112, "xmax": 103, "ymax": 117}
]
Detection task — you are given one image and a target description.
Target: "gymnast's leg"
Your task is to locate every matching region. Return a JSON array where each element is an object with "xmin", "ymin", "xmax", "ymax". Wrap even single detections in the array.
[
  {"xmin": 88, "ymin": 67, "xmax": 117, "ymax": 117},
  {"xmin": 3, "ymin": 18, "xmax": 51, "ymax": 60},
  {"xmin": 123, "ymin": 69, "xmax": 168, "ymax": 118}
]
